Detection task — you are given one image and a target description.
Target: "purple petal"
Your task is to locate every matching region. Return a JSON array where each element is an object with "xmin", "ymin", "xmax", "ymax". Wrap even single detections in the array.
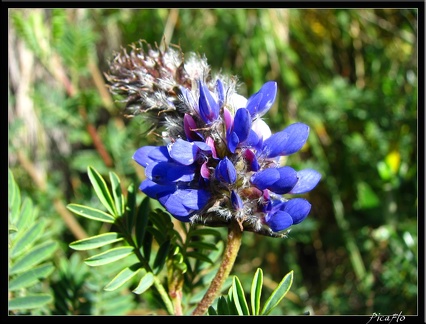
[
  {"xmin": 200, "ymin": 161, "xmax": 210, "ymax": 179},
  {"xmin": 268, "ymin": 166, "xmax": 298, "ymax": 194},
  {"xmin": 184, "ymin": 114, "xmax": 199, "ymax": 141},
  {"xmin": 290, "ymin": 169, "xmax": 322, "ymax": 194},
  {"xmin": 145, "ymin": 162, "xmax": 195, "ymax": 184},
  {"xmin": 243, "ymin": 149, "xmax": 259, "ymax": 172},
  {"xmin": 233, "ymin": 108, "xmax": 252, "ymax": 143},
  {"xmin": 133, "ymin": 146, "xmax": 171, "ymax": 167},
  {"xmin": 283, "ymin": 198, "xmax": 311, "ymax": 224},
  {"xmin": 262, "ymin": 122, "xmax": 309, "ymax": 158},
  {"xmin": 206, "ymin": 137, "xmax": 218, "ymax": 159},
  {"xmin": 265, "ymin": 210, "xmax": 293, "ymax": 232},
  {"xmin": 168, "ymin": 139, "xmax": 199, "ymax": 165},
  {"xmin": 247, "ymin": 81, "xmax": 277, "ymax": 117},
  {"xmin": 223, "ymin": 108, "xmax": 234, "ymax": 133},
  {"xmin": 250, "ymin": 168, "xmax": 280, "ymax": 190},
  {"xmin": 215, "ymin": 157, "xmax": 237, "ymax": 184},
  {"xmin": 198, "ymin": 81, "xmax": 219, "ymax": 123}
]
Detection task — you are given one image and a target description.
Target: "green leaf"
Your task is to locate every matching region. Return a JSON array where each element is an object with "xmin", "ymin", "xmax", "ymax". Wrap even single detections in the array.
[
  {"xmin": 132, "ymin": 272, "xmax": 154, "ymax": 294},
  {"xmin": 260, "ymin": 270, "xmax": 293, "ymax": 315},
  {"xmin": 188, "ymin": 241, "xmax": 219, "ymax": 251},
  {"xmin": 9, "ymin": 263, "xmax": 55, "ymax": 291},
  {"xmin": 104, "ymin": 263, "xmax": 142, "ymax": 291},
  {"xmin": 110, "ymin": 172, "xmax": 124, "ymax": 217},
  {"xmin": 9, "ymin": 241, "xmax": 58, "ymax": 275},
  {"xmin": 125, "ymin": 182, "xmax": 136, "ymax": 233},
  {"xmin": 69, "ymin": 232, "xmax": 124, "ymax": 251},
  {"xmin": 16, "ymin": 198, "xmax": 35, "ymax": 233},
  {"xmin": 8, "ymin": 294, "xmax": 53, "ymax": 311},
  {"xmin": 10, "ymin": 219, "xmax": 46, "ymax": 258},
  {"xmin": 216, "ymin": 296, "xmax": 230, "ymax": 315},
  {"xmin": 186, "ymin": 251, "xmax": 214, "ymax": 264},
  {"xmin": 84, "ymin": 246, "xmax": 134, "ymax": 267},
  {"xmin": 87, "ymin": 166, "xmax": 117, "ymax": 216},
  {"xmin": 232, "ymin": 276, "xmax": 250, "ymax": 315},
  {"xmin": 153, "ymin": 240, "xmax": 170, "ymax": 272},
  {"xmin": 136, "ymin": 197, "xmax": 151, "ymax": 248},
  {"xmin": 67, "ymin": 204, "xmax": 115, "ymax": 223},
  {"xmin": 8, "ymin": 169, "xmax": 21, "ymax": 225},
  {"xmin": 208, "ymin": 305, "xmax": 218, "ymax": 315},
  {"xmin": 250, "ymin": 268, "xmax": 263, "ymax": 315}
]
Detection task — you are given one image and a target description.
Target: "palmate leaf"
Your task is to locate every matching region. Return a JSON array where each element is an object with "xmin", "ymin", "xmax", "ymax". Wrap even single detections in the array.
[
  {"xmin": 110, "ymin": 172, "xmax": 125, "ymax": 217},
  {"xmin": 104, "ymin": 263, "xmax": 142, "ymax": 291},
  {"xmin": 8, "ymin": 169, "xmax": 58, "ymax": 314},
  {"xmin": 9, "ymin": 263, "xmax": 55, "ymax": 291},
  {"xmin": 232, "ymin": 276, "xmax": 250, "ymax": 315},
  {"xmin": 69, "ymin": 232, "xmax": 124, "ymax": 251},
  {"xmin": 84, "ymin": 246, "xmax": 134, "ymax": 267},
  {"xmin": 66, "ymin": 204, "xmax": 115, "ymax": 223},
  {"xmin": 132, "ymin": 272, "xmax": 155, "ymax": 294},
  {"xmin": 87, "ymin": 166, "xmax": 117, "ymax": 216},
  {"xmin": 10, "ymin": 219, "xmax": 46, "ymax": 259},
  {"xmin": 250, "ymin": 268, "xmax": 263, "ymax": 315},
  {"xmin": 260, "ymin": 270, "xmax": 293, "ymax": 315},
  {"xmin": 8, "ymin": 168, "xmax": 21, "ymax": 224},
  {"xmin": 209, "ymin": 268, "xmax": 293, "ymax": 316},
  {"xmin": 9, "ymin": 241, "xmax": 58, "ymax": 275},
  {"xmin": 8, "ymin": 294, "xmax": 53, "ymax": 311}
]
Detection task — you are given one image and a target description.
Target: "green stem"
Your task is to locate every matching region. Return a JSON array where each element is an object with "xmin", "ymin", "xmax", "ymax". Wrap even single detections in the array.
[{"xmin": 192, "ymin": 221, "xmax": 243, "ymax": 316}]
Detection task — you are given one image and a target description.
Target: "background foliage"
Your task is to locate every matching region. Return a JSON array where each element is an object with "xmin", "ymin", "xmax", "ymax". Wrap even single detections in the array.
[{"xmin": 8, "ymin": 8, "xmax": 418, "ymax": 315}]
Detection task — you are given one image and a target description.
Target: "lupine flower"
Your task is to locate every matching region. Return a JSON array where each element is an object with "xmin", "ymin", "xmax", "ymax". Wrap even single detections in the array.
[{"xmin": 108, "ymin": 43, "xmax": 321, "ymax": 237}]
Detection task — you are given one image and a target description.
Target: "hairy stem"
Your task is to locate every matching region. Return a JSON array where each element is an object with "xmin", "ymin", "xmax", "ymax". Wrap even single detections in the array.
[{"xmin": 192, "ymin": 221, "xmax": 243, "ymax": 315}]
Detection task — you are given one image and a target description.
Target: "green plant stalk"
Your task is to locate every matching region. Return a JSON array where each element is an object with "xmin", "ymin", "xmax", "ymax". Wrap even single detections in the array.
[{"xmin": 192, "ymin": 221, "xmax": 243, "ymax": 316}]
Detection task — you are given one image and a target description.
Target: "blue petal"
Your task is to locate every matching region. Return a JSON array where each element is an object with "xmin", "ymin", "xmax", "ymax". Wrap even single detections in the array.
[
  {"xmin": 250, "ymin": 168, "xmax": 280, "ymax": 190},
  {"xmin": 227, "ymin": 132, "xmax": 240, "ymax": 154},
  {"xmin": 265, "ymin": 210, "xmax": 293, "ymax": 232},
  {"xmin": 215, "ymin": 157, "xmax": 237, "ymax": 184},
  {"xmin": 181, "ymin": 189, "xmax": 211, "ymax": 210},
  {"xmin": 245, "ymin": 91, "xmax": 263, "ymax": 117},
  {"xmin": 193, "ymin": 141, "xmax": 212, "ymax": 153},
  {"xmin": 283, "ymin": 198, "xmax": 311, "ymax": 224},
  {"xmin": 268, "ymin": 166, "xmax": 298, "ymax": 194},
  {"xmin": 242, "ymin": 130, "xmax": 261, "ymax": 150},
  {"xmin": 247, "ymin": 81, "xmax": 277, "ymax": 117},
  {"xmin": 262, "ymin": 122, "xmax": 309, "ymax": 157},
  {"xmin": 145, "ymin": 162, "xmax": 195, "ymax": 184},
  {"xmin": 133, "ymin": 146, "xmax": 171, "ymax": 167},
  {"xmin": 261, "ymin": 131, "xmax": 290, "ymax": 158},
  {"xmin": 233, "ymin": 108, "xmax": 252, "ymax": 143},
  {"xmin": 139, "ymin": 180, "xmax": 175, "ymax": 199},
  {"xmin": 168, "ymin": 139, "xmax": 199, "ymax": 165},
  {"xmin": 231, "ymin": 190, "xmax": 243, "ymax": 210},
  {"xmin": 158, "ymin": 188, "xmax": 210, "ymax": 220},
  {"xmin": 198, "ymin": 81, "xmax": 219, "ymax": 123},
  {"xmin": 216, "ymin": 79, "xmax": 225, "ymax": 107},
  {"xmin": 290, "ymin": 169, "xmax": 322, "ymax": 194}
]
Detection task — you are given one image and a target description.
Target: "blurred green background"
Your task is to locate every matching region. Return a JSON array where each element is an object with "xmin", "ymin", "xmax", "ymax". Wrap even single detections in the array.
[{"xmin": 8, "ymin": 8, "xmax": 418, "ymax": 315}]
